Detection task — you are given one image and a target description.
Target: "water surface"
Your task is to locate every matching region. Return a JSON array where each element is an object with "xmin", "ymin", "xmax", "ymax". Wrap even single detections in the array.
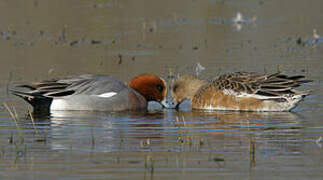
[{"xmin": 0, "ymin": 0, "xmax": 323, "ymax": 179}]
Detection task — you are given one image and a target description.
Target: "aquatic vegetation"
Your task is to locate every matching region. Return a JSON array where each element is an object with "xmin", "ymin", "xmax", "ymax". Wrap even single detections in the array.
[{"xmin": 2, "ymin": 103, "xmax": 25, "ymax": 158}]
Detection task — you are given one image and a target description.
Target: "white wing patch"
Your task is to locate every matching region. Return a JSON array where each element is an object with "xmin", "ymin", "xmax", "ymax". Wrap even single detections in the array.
[
  {"xmin": 236, "ymin": 92, "xmax": 288, "ymax": 100},
  {"xmin": 96, "ymin": 92, "xmax": 117, "ymax": 98},
  {"xmin": 222, "ymin": 89, "xmax": 236, "ymax": 95},
  {"xmin": 223, "ymin": 89, "xmax": 285, "ymax": 100}
]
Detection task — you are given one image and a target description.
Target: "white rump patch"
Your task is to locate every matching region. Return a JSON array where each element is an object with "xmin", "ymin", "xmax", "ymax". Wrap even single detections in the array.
[
  {"xmin": 50, "ymin": 99, "xmax": 67, "ymax": 111},
  {"xmin": 96, "ymin": 92, "xmax": 117, "ymax": 98}
]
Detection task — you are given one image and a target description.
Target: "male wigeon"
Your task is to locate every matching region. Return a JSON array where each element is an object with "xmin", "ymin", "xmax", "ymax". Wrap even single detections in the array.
[
  {"xmin": 12, "ymin": 74, "xmax": 169, "ymax": 112},
  {"xmin": 170, "ymin": 72, "xmax": 312, "ymax": 111}
]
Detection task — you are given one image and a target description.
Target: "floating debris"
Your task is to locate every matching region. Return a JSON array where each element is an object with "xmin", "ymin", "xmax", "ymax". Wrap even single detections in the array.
[
  {"xmin": 232, "ymin": 12, "xmax": 244, "ymax": 24},
  {"xmin": 118, "ymin": 54, "xmax": 122, "ymax": 64},
  {"xmin": 209, "ymin": 18, "xmax": 227, "ymax": 25},
  {"xmin": 14, "ymin": 42, "xmax": 34, "ymax": 47},
  {"xmin": 195, "ymin": 63, "xmax": 205, "ymax": 76},
  {"xmin": 70, "ymin": 40, "xmax": 80, "ymax": 46},
  {"xmin": 296, "ymin": 37, "xmax": 303, "ymax": 45},
  {"xmin": 48, "ymin": 68, "xmax": 54, "ymax": 74},
  {"xmin": 232, "ymin": 12, "xmax": 257, "ymax": 31},
  {"xmin": 212, "ymin": 157, "xmax": 225, "ymax": 162},
  {"xmin": 313, "ymin": 29, "xmax": 320, "ymax": 39},
  {"xmin": 0, "ymin": 30, "xmax": 16, "ymax": 40},
  {"xmin": 34, "ymin": 0, "xmax": 38, "ymax": 7},
  {"xmin": 91, "ymin": 40, "xmax": 102, "ymax": 44},
  {"xmin": 178, "ymin": 45, "xmax": 183, "ymax": 49},
  {"xmin": 295, "ymin": 30, "xmax": 323, "ymax": 47},
  {"xmin": 8, "ymin": 133, "xmax": 13, "ymax": 144},
  {"xmin": 316, "ymin": 136, "xmax": 322, "ymax": 148},
  {"xmin": 59, "ymin": 26, "xmax": 67, "ymax": 42},
  {"xmin": 311, "ymin": 29, "xmax": 321, "ymax": 46},
  {"xmin": 39, "ymin": 30, "xmax": 44, "ymax": 36},
  {"xmin": 88, "ymin": 2, "xmax": 112, "ymax": 8}
]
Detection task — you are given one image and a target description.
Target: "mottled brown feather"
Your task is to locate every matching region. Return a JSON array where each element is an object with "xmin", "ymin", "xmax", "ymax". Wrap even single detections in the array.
[
  {"xmin": 200, "ymin": 72, "xmax": 312, "ymax": 97},
  {"xmin": 171, "ymin": 72, "xmax": 312, "ymax": 111}
]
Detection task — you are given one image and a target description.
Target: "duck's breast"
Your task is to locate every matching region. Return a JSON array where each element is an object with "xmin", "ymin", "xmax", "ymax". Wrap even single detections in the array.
[{"xmin": 191, "ymin": 88, "xmax": 296, "ymax": 111}]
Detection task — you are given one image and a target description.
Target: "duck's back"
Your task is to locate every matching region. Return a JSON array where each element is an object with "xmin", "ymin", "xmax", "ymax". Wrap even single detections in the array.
[
  {"xmin": 12, "ymin": 74, "xmax": 147, "ymax": 112},
  {"xmin": 191, "ymin": 72, "xmax": 311, "ymax": 111}
]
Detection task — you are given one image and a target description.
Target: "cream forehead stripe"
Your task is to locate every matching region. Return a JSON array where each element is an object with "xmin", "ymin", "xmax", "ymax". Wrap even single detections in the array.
[{"xmin": 96, "ymin": 92, "xmax": 118, "ymax": 98}]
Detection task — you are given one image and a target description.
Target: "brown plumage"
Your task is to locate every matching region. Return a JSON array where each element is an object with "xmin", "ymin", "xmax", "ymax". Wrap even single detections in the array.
[{"xmin": 170, "ymin": 72, "xmax": 312, "ymax": 111}]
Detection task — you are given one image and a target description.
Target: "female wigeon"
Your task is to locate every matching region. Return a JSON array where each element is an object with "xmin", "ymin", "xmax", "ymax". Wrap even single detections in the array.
[
  {"xmin": 12, "ymin": 74, "xmax": 169, "ymax": 112},
  {"xmin": 170, "ymin": 72, "xmax": 312, "ymax": 112}
]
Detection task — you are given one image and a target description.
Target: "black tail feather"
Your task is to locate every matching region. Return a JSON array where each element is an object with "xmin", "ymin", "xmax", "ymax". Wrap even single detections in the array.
[{"xmin": 11, "ymin": 90, "xmax": 52, "ymax": 113}]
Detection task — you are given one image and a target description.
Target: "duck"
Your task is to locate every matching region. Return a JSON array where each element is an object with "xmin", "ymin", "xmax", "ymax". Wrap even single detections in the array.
[
  {"xmin": 11, "ymin": 74, "xmax": 169, "ymax": 113},
  {"xmin": 169, "ymin": 72, "xmax": 312, "ymax": 112}
]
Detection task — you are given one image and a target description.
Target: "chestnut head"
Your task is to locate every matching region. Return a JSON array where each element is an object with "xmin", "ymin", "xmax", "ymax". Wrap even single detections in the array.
[{"xmin": 129, "ymin": 74, "xmax": 169, "ymax": 107}]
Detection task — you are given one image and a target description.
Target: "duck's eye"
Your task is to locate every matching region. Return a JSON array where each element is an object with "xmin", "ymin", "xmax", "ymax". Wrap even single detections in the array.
[
  {"xmin": 156, "ymin": 84, "xmax": 164, "ymax": 92},
  {"xmin": 173, "ymin": 84, "xmax": 178, "ymax": 92}
]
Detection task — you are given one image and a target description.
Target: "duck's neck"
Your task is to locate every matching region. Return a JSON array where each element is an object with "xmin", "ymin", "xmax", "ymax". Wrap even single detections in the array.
[
  {"xmin": 177, "ymin": 75, "xmax": 206, "ymax": 100},
  {"xmin": 186, "ymin": 78, "xmax": 206, "ymax": 99}
]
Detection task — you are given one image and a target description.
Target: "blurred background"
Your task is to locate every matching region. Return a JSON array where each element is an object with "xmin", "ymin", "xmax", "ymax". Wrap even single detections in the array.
[{"xmin": 0, "ymin": 0, "xmax": 322, "ymax": 83}]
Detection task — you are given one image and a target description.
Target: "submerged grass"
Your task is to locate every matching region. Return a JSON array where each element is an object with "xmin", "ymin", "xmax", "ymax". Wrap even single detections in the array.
[
  {"xmin": 3, "ymin": 102, "xmax": 24, "ymax": 144},
  {"xmin": 28, "ymin": 108, "xmax": 38, "ymax": 135},
  {"xmin": 2, "ymin": 102, "xmax": 25, "ymax": 158},
  {"xmin": 144, "ymin": 152, "xmax": 155, "ymax": 180},
  {"xmin": 172, "ymin": 116, "xmax": 206, "ymax": 152}
]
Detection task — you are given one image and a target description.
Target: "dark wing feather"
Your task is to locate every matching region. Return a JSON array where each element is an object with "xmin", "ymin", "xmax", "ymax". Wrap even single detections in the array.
[
  {"xmin": 212, "ymin": 72, "xmax": 265, "ymax": 94},
  {"xmin": 14, "ymin": 79, "xmax": 73, "ymax": 98},
  {"xmin": 258, "ymin": 73, "xmax": 312, "ymax": 96},
  {"xmin": 12, "ymin": 74, "xmax": 128, "ymax": 99},
  {"xmin": 212, "ymin": 72, "xmax": 312, "ymax": 97},
  {"xmin": 12, "ymin": 76, "xmax": 88, "ymax": 99}
]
